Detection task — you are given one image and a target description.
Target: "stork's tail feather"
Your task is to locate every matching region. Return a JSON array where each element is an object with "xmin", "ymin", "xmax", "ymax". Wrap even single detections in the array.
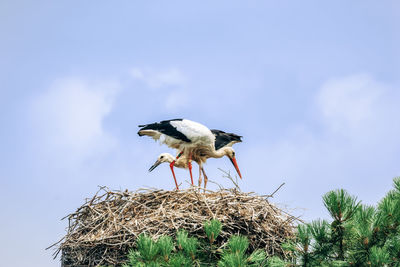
[
  {"xmin": 137, "ymin": 123, "xmax": 158, "ymax": 136},
  {"xmin": 137, "ymin": 124, "xmax": 148, "ymax": 136},
  {"xmin": 138, "ymin": 129, "xmax": 159, "ymax": 137}
]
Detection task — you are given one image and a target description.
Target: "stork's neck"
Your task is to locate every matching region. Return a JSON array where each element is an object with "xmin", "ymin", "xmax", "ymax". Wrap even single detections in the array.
[
  {"xmin": 165, "ymin": 154, "xmax": 176, "ymax": 163},
  {"xmin": 207, "ymin": 147, "xmax": 230, "ymax": 158}
]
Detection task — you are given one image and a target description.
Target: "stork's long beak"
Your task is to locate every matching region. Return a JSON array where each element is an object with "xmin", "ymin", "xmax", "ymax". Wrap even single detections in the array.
[
  {"xmin": 148, "ymin": 160, "xmax": 162, "ymax": 172},
  {"xmin": 229, "ymin": 156, "xmax": 242, "ymax": 179}
]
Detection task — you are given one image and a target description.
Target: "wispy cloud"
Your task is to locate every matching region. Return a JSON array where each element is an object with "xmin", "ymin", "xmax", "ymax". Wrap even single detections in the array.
[
  {"xmin": 130, "ymin": 67, "xmax": 189, "ymax": 112},
  {"xmin": 130, "ymin": 67, "xmax": 186, "ymax": 89},
  {"xmin": 30, "ymin": 78, "xmax": 120, "ymax": 166},
  {"xmin": 268, "ymin": 74, "xmax": 400, "ymax": 173},
  {"xmin": 317, "ymin": 74, "xmax": 385, "ymax": 137},
  {"xmin": 164, "ymin": 89, "xmax": 190, "ymax": 112}
]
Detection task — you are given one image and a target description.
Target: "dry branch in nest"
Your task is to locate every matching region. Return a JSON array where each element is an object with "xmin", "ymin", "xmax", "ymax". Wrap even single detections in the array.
[{"xmin": 51, "ymin": 183, "xmax": 296, "ymax": 266}]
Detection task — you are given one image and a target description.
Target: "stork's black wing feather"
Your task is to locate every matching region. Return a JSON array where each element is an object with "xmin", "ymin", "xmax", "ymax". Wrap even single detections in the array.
[
  {"xmin": 211, "ymin": 129, "xmax": 242, "ymax": 150},
  {"xmin": 138, "ymin": 119, "xmax": 191, "ymax": 142}
]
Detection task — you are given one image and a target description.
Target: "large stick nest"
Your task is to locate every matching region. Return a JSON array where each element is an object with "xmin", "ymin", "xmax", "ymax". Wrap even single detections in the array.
[{"xmin": 52, "ymin": 185, "xmax": 296, "ymax": 266}]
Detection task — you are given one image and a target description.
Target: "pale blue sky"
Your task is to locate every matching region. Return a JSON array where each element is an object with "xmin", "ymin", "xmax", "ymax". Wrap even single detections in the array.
[{"xmin": 1, "ymin": 1, "xmax": 399, "ymax": 266}]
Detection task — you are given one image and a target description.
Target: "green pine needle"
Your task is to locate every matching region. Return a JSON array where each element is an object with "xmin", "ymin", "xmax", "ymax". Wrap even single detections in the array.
[
  {"xmin": 369, "ymin": 246, "xmax": 390, "ymax": 265},
  {"xmin": 323, "ymin": 189, "xmax": 360, "ymax": 222},
  {"xmin": 156, "ymin": 235, "xmax": 173, "ymax": 261},
  {"xmin": 204, "ymin": 219, "xmax": 222, "ymax": 244},
  {"xmin": 266, "ymin": 256, "xmax": 287, "ymax": 267},
  {"xmin": 176, "ymin": 230, "xmax": 189, "ymax": 250},
  {"xmin": 227, "ymin": 235, "xmax": 249, "ymax": 255},
  {"xmin": 218, "ymin": 252, "xmax": 247, "ymax": 267},
  {"xmin": 247, "ymin": 249, "xmax": 266, "ymax": 263},
  {"xmin": 136, "ymin": 233, "xmax": 160, "ymax": 263},
  {"xmin": 168, "ymin": 253, "xmax": 192, "ymax": 267}
]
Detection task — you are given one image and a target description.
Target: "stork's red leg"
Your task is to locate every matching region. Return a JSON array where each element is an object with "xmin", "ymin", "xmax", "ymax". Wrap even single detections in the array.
[
  {"xmin": 169, "ymin": 162, "xmax": 179, "ymax": 190},
  {"xmin": 188, "ymin": 153, "xmax": 194, "ymax": 185},
  {"xmin": 169, "ymin": 151, "xmax": 183, "ymax": 190}
]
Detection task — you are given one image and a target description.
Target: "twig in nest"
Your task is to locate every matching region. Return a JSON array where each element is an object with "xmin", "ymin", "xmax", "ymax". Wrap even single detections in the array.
[
  {"xmin": 206, "ymin": 180, "xmax": 224, "ymax": 191},
  {"xmin": 269, "ymin": 182, "xmax": 285, "ymax": 198},
  {"xmin": 218, "ymin": 168, "xmax": 241, "ymax": 191},
  {"xmin": 261, "ymin": 182, "xmax": 286, "ymax": 199}
]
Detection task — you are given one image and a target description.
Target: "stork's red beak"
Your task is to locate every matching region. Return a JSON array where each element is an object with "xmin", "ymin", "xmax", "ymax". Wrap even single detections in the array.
[{"xmin": 229, "ymin": 156, "xmax": 242, "ymax": 179}]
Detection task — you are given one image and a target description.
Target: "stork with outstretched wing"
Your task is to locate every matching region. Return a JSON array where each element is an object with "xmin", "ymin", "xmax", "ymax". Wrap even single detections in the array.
[{"xmin": 138, "ymin": 119, "xmax": 242, "ymax": 189}]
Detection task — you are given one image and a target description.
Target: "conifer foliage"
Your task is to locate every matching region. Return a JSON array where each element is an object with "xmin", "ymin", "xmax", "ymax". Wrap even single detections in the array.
[
  {"xmin": 282, "ymin": 177, "xmax": 400, "ymax": 266},
  {"xmin": 122, "ymin": 219, "xmax": 267, "ymax": 267}
]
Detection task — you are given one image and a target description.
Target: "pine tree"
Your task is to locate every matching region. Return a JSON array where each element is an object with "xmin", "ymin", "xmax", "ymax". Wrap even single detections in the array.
[
  {"xmin": 280, "ymin": 177, "xmax": 400, "ymax": 266},
  {"xmin": 323, "ymin": 189, "xmax": 360, "ymax": 261}
]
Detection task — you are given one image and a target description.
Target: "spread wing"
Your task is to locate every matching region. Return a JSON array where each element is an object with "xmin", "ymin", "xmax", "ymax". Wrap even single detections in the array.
[{"xmin": 138, "ymin": 119, "xmax": 191, "ymax": 143}]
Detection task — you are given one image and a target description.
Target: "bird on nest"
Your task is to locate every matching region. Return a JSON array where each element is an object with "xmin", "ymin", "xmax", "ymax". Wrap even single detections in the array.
[
  {"xmin": 138, "ymin": 119, "xmax": 242, "ymax": 190},
  {"xmin": 148, "ymin": 129, "xmax": 242, "ymax": 190}
]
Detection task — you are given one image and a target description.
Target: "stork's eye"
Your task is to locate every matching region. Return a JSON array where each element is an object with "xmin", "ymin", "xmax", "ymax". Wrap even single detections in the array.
[{"xmin": 160, "ymin": 156, "xmax": 164, "ymax": 159}]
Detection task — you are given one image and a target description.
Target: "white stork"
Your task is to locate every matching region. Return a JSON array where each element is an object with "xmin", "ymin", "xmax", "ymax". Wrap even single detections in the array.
[
  {"xmin": 137, "ymin": 119, "xmax": 242, "ymax": 189},
  {"xmin": 148, "ymin": 129, "xmax": 242, "ymax": 190}
]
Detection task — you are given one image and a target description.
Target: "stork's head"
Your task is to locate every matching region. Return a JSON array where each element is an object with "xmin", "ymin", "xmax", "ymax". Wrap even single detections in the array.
[
  {"xmin": 223, "ymin": 147, "xmax": 242, "ymax": 179},
  {"xmin": 148, "ymin": 153, "xmax": 175, "ymax": 172}
]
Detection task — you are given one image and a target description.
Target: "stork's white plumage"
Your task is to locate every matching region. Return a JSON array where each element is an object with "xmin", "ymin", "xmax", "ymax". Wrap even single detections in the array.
[
  {"xmin": 138, "ymin": 119, "xmax": 215, "ymax": 148},
  {"xmin": 138, "ymin": 119, "xmax": 242, "ymax": 189},
  {"xmin": 148, "ymin": 129, "xmax": 243, "ymax": 190},
  {"xmin": 138, "ymin": 119, "xmax": 215, "ymax": 188}
]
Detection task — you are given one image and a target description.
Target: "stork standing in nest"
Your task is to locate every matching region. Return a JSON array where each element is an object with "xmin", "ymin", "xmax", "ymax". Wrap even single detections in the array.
[
  {"xmin": 138, "ymin": 119, "xmax": 242, "ymax": 189},
  {"xmin": 148, "ymin": 129, "xmax": 242, "ymax": 190}
]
